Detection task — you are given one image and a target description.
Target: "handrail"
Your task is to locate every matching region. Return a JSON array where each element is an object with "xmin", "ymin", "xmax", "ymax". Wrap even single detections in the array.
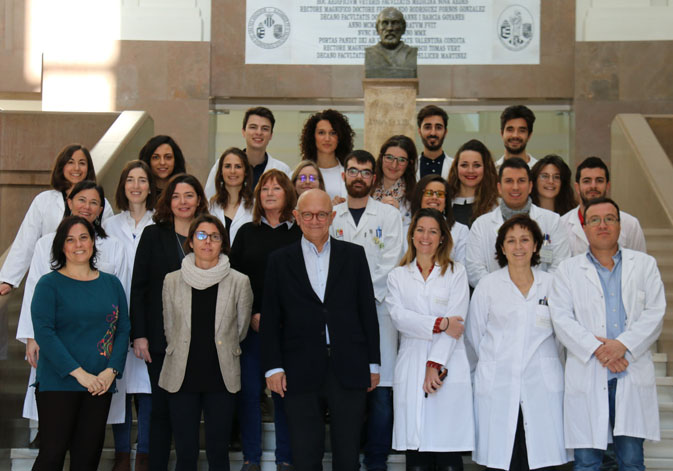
[{"xmin": 611, "ymin": 114, "xmax": 673, "ymax": 229}]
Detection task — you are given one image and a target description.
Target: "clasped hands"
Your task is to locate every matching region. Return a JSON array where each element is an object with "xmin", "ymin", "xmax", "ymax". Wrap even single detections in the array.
[
  {"xmin": 594, "ymin": 336, "xmax": 629, "ymax": 373},
  {"xmin": 70, "ymin": 367, "xmax": 116, "ymax": 395}
]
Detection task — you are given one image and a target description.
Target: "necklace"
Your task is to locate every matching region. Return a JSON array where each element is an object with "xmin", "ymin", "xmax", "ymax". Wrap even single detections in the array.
[{"xmin": 176, "ymin": 232, "xmax": 186, "ymax": 258}]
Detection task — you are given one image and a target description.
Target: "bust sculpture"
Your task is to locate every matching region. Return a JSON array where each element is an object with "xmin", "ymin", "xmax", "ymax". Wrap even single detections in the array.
[{"xmin": 365, "ymin": 7, "xmax": 418, "ymax": 79}]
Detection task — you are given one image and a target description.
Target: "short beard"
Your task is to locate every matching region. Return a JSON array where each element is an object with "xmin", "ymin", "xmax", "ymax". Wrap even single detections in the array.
[
  {"xmin": 504, "ymin": 142, "xmax": 527, "ymax": 156},
  {"xmin": 346, "ymin": 180, "xmax": 372, "ymax": 198},
  {"xmin": 422, "ymin": 134, "xmax": 445, "ymax": 152}
]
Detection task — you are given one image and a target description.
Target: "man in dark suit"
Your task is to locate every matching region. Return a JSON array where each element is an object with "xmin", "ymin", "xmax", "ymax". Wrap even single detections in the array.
[{"xmin": 261, "ymin": 189, "xmax": 381, "ymax": 471}]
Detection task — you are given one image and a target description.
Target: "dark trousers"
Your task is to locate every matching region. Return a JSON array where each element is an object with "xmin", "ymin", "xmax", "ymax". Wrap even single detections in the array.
[
  {"xmin": 485, "ymin": 408, "xmax": 556, "ymax": 471},
  {"xmin": 405, "ymin": 450, "xmax": 463, "ymax": 470},
  {"xmin": 168, "ymin": 390, "xmax": 236, "ymax": 471},
  {"xmin": 147, "ymin": 354, "xmax": 172, "ymax": 471},
  {"xmin": 283, "ymin": 363, "xmax": 367, "ymax": 471},
  {"xmin": 364, "ymin": 386, "xmax": 393, "ymax": 470},
  {"xmin": 33, "ymin": 389, "xmax": 112, "ymax": 471},
  {"xmin": 239, "ymin": 329, "xmax": 292, "ymax": 464}
]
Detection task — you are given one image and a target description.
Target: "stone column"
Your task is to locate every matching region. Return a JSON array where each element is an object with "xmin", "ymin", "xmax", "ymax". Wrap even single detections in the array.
[{"xmin": 363, "ymin": 78, "xmax": 418, "ymax": 156}]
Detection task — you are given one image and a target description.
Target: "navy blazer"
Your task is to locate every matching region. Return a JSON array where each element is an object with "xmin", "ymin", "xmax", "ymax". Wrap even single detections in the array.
[{"xmin": 260, "ymin": 237, "xmax": 380, "ymax": 394}]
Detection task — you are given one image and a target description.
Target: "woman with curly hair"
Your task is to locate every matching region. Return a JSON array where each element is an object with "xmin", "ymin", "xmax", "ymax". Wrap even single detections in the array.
[
  {"xmin": 447, "ymin": 140, "xmax": 498, "ymax": 228},
  {"xmin": 530, "ymin": 155, "xmax": 576, "ymax": 216},
  {"xmin": 299, "ymin": 109, "xmax": 355, "ymax": 201}
]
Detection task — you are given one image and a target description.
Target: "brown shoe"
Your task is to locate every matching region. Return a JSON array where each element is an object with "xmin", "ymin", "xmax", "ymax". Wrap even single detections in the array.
[
  {"xmin": 112, "ymin": 452, "xmax": 131, "ymax": 471},
  {"xmin": 135, "ymin": 452, "xmax": 149, "ymax": 471}
]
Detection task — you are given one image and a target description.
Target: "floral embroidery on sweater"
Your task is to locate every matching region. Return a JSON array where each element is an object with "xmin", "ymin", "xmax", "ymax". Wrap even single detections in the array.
[{"xmin": 97, "ymin": 305, "xmax": 119, "ymax": 358}]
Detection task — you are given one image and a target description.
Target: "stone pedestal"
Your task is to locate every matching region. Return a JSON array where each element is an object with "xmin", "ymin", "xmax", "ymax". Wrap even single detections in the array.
[{"xmin": 363, "ymin": 78, "xmax": 418, "ymax": 157}]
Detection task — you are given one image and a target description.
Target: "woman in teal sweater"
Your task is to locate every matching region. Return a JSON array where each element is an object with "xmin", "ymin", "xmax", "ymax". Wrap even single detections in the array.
[{"xmin": 31, "ymin": 216, "xmax": 130, "ymax": 471}]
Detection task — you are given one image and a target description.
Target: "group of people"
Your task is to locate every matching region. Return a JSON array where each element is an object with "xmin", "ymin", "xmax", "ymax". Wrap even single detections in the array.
[{"xmin": 0, "ymin": 103, "xmax": 665, "ymax": 471}]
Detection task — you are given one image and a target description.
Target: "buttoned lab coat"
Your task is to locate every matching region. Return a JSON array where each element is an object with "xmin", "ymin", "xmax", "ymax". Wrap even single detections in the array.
[
  {"xmin": 386, "ymin": 261, "xmax": 474, "ymax": 452},
  {"xmin": 466, "ymin": 204, "xmax": 571, "ymax": 288},
  {"xmin": 466, "ymin": 268, "xmax": 570, "ymax": 470},
  {"xmin": 550, "ymin": 249, "xmax": 665, "ymax": 448},
  {"xmin": 17, "ymin": 232, "xmax": 129, "ymax": 423},
  {"xmin": 330, "ymin": 198, "xmax": 404, "ymax": 386},
  {"xmin": 103, "ymin": 211, "xmax": 154, "ymax": 395},
  {"xmin": 560, "ymin": 207, "xmax": 646, "ymax": 256}
]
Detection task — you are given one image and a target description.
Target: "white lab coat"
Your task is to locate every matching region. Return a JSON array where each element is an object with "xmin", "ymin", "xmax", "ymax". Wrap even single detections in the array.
[
  {"xmin": 209, "ymin": 201, "xmax": 253, "ymax": 247},
  {"xmin": 17, "ymin": 232, "xmax": 129, "ymax": 423},
  {"xmin": 320, "ymin": 163, "xmax": 348, "ymax": 201},
  {"xmin": 450, "ymin": 221, "xmax": 469, "ymax": 268},
  {"xmin": 103, "ymin": 211, "xmax": 154, "ymax": 395},
  {"xmin": 466, "ymin": 267, "xmax": 570, "ymax": 469},
  {"xmin": 204, "ymin": 153, "xmax": 291, "ymax": 199},
  {"xmin": 559, "ymin": 207, "xmax": 647, "ymax": 256},
  {"xmin": 0, "ymin": 189, "xmax": 113, "ymax": 287},
  {"xmin": 415, "ymin": 153, "xmax": 453, "ymax": 180},
  {"xmin": 550, "ymin": 249, "xmax": 665, "ymax": 448},
  {"xmin": 466, "ymin": 204, "xmax": 571, "ymax": 288},
  {"xmin": 330, "ymin": 198, "xmax": 404, "ymax": 386},
  {"xmin": 386, "ymin": 261, "xmax": 474, "ymax": 452}
]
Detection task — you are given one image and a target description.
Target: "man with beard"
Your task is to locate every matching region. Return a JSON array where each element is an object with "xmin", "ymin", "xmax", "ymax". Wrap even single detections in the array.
[
  {"xmin": 467, "ymin": 157, "xmax": 570, "ymax": 287},
  {"xmin": 330, "ymin": 150, "xmax": 404, "ymax": 471},
  {"xmin": 560, "ymin": 156, "xmax": 646, "ymax": 256},
  {"xmin": 495, "ymin": 105, "xmax": 538, "ymax": 169},
  {"xmin": 416, "ymin": 105, "xmax": 453, "ymax": 180},
  {"xmin": 365, "ymin": 7, "xmax": 417, "ymax": 79}
]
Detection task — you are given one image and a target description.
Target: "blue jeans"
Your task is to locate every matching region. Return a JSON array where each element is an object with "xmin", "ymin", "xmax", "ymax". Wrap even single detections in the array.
[
  {"xmin": 574, "ymin": 379, "xmax": 644, "ymax": 471},
  {"xmin": 112, "ymin": 393, "xmax": 151, "ymax": 454},
  {"xmin": 239, "ymin": 329, "xmax": 292, "ymax": 464},
  {"xmin": 363, "ymin": 386, "xmax": 393, "ymax": 471}
]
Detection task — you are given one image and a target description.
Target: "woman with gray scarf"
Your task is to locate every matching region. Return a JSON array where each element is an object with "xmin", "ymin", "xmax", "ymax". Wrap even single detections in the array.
[{"xmin": 159, "ymin": 214, "xmax": 252, "ymax": 471}]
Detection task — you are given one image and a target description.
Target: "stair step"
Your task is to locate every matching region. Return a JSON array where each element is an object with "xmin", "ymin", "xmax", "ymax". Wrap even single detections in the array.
[
  {"xmin": 645, "ymin": 457, "xmax": 673, "ymax": 470},
  {"xmin": 655, "ymin": 353, "xmax": 668, "ymax": 377},
  {"xmin": 9, "ymin": 449, "xmax": 481, "ymax": 471},
  {"xmin": 661, "ymin": 401, "xmax": 673, "ymax": 428},
  {"xmin": 658, "ymin": 377, "xmax": 673, "ymax": 402}
]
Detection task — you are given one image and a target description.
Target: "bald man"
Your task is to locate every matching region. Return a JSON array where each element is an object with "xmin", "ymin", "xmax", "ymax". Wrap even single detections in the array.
[{"xmin": 260, "ymin": 189, "xmax": 381, "ymax": 471}]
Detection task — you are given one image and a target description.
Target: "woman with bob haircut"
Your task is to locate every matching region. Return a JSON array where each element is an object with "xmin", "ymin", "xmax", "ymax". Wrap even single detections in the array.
[
  {"xmin": 30, "ymin": 215, "xmax": 130, "ymax": 471},
  {"xmin": 160, "ymin": 214, "xmax": 252, "ymax": 471},
  {"xmin": 411, "ymin": 175, "xmax": 469, "ymax": 267},
  {"xmin": 0, "ymin": 144, "xmax": 113, "ymax": 296},
  {"xmin": 466, "ymin": 215, "xmax": 569, "ymax": 471},
  {"xmin": 386, "ymin": 208, "xmax": 473, "ymax": 471},
  {"xmin": 299, "ymin": 109, "xmax": 354, "ymax": 201},
  {"xmin": 209, "ymin": 147, "xmax": 254, "ymax": 246},
  {"xmin": 104, "ymin": 160, "xmax": 156, "ymax": 471},
  {"xmin": 371, "ymin": 135, "xmax": 418, "ymax": 231},
  {"xmin": 230, "ymin": 169, "xmax": 301, "ymax": 471},
  {"xmin": 530, "ymin": 154, "xmax": 576, "ymax": 216},
  {"xmin": 291, "ymin": 160, "xmax": 326, "ymax": 196},
  {"xmin": 17, "ymin": 181, "xmax": 130, "ymax": 430},
  {"xmin": 130, "ymin": 173, "xmax": 208, "ymax": 471},
  {"xmin": 447, "ymin": 139, "xmax": 498, "ymax": 228},
  {"xmin": 138, "ymin": 135, "xmax": 187, "ymax": 192}
]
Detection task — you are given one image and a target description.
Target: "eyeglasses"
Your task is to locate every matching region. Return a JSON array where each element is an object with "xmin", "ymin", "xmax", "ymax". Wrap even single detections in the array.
[
  {"xmin": 297, "ymin": 174, "xmax": 317, "ymax": 183},
  {"xmin": 586, "ymin": 215, "xmax": 619, "ymax": 227},
  {"xmin": 539, "ymin": 173, "xmax": 561, "ymax": 182},
  {"xmin": 299, "ymin": 211, "xmax": 331, "ymax": 222},
  {"xmin": 423, "ymin": 189, "xmax": 446, "ymax": 198},
  {"xmin": 383, "ymin": 154, "xmax": 409, "ymax": 165},
  {"xmin": 346, "ymin": 168, "xmax": 374, "ymax": 179},
  {"xmin": 195, "ymin": 231, "xmax": 223, "ymax": 242}
]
